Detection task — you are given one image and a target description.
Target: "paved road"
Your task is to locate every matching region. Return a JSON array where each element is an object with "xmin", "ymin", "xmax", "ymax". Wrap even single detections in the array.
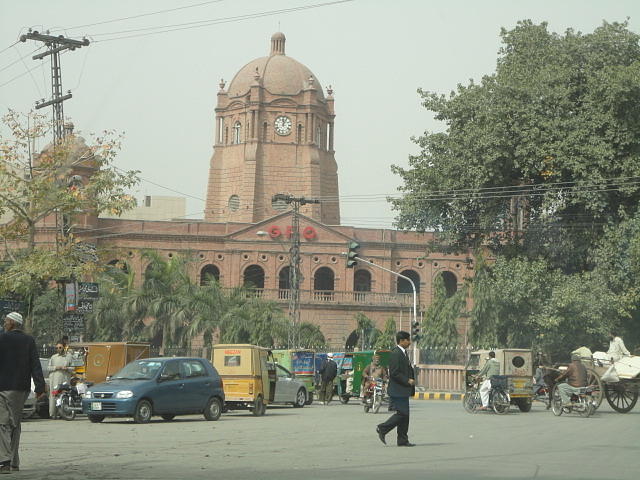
[{"xmin": 19, "ymin": 399, "xmax": 640, "ymax": 480}]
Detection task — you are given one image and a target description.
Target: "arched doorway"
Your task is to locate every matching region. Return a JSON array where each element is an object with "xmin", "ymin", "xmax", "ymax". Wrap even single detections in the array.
[
  {"xmin": 397, "ymin": 270, "xmax": 420, "ymax": 295},
  {"xmin": 440, "ymin": 271, "xmax": 458, "ymax": 297},
  {"xmin": 278, "ymin": 266, "xmax": 291, "ymax": 299},
  {"xmin": 353, "ymin": 269, "xmax": 371, "ymax": 302},
  {"xmin": 313, "ymin": 267, "xmax": 334, "ymax": 301},
  {"xmin": 243, "ymin": 265, "xmax": 265, "ymax": 290},
  {"xmin": 200, "ymin": 264, "xmax": 220, "ymax": 285}
]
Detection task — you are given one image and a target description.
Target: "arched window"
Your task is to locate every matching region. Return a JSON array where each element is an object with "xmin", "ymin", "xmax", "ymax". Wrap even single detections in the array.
[
  {"xmin": 233, "ymin": 121, "xmax": 241, "ymax": 144},
  {"xmin": 440, "ymin": 271, "xmax": 458, "ymax": 297},
  {"xmin": 200, "ymin": 264, "xmax": 220, "ymax": 285},
  {"xmin": 278, "ymin": 266, "xmax": 291, "ymax": 299},
  {"xmin": 243, "ymin": 264, "xmax": 265, "ymax": 290},
  {"xmin": 353, "ymin": 269, "xmax": 371, "ymax": 302},
  {"xmin": 397, "ymin": 269, "xmax": 420, "ymax": 295},
  {"xmin": 313, "ymin": 267, "xmax": 334, "ymax": 301}
]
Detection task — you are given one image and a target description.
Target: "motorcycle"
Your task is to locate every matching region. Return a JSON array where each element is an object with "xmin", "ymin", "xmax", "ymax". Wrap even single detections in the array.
[
  {"xmin": 463, "ymin": 376, "xmax": 511, "ymax": 414},
  {"xmin": 551, "ymin": 384, "xmax": 596, "ymax": 417},
  {"xmin": 362, "ymin": 377, "xmax": 386, "ymax": 414},
  {"xmin": 52, "ymin": 377, "xmax": 92, "ymax": 421}
]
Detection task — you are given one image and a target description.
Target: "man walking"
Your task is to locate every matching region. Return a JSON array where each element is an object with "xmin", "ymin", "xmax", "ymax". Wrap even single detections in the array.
[
  {"xmin": 318, "ymin": 354, "xmax": 337, "ymax": 405},
  {"xmin": 0, "ymin": 312, "xmax": 45, "ymax": 473},
  {"xmin": 376, "ymin": 331, "xmax": 415, "ymax": 447}
]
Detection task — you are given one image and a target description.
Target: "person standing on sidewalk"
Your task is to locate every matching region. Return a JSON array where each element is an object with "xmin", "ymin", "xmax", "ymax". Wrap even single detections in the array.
[
  {"xmin": 376, "ymin": 331, "xmax": 415, "ymax": 447},
  {"xmin": 47, "ymin": 343, "xmax": 74, "ymax": 419},
  {"xmin": 318, "ymin": 354, "xmax": 337, "ymax": 405},
  {"xmin": 0, "ymin": 312, "xmax": 46, "ymax": 473}
]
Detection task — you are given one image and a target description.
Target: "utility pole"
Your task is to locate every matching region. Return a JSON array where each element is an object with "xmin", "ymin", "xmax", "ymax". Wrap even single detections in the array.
[
  {"xmin": 272, "ymin": 194, "xmax": 320, "ymax": 348},
  {"xmin": 20, "ymin": 30, "xmax": 89, "ymax": 144}
]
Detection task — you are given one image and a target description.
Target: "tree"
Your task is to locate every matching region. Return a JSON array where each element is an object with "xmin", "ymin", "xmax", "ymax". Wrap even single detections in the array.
[
  {"xmin": 419, "ymin": 275, "xmax": 464, "ymax": 363},
  {"xmin": 353, "ymin": 312, "xmax": 379, "ymax": 350},
  {"xmin": 391, "ymin": 21, "xmax": 640, "ymax": 272},
  {"xmin": 295, "ymin": 322, "xmax": 327, "ymax": 349},
  {"xmin": 374, "ymin": 317, "xmax": 398, "ymax": 349},
  {"xmin": 0, "ymin": 110, "xmax": 139, "ymax": 329}
]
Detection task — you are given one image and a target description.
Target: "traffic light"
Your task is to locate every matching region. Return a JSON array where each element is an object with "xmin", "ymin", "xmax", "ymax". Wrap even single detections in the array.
[
  {"xmin": 411, "ymin": 320, "xmax": 421, "ymax": 341},
  {"xmin": 346, "ymin": 241, "xmax": 360, "ymax": 268}
]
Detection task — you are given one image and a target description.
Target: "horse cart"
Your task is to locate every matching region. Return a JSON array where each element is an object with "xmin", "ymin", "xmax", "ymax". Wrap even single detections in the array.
[{"xmin": 588, "ymin": 355, "xmax": 640, "ymax": 413}]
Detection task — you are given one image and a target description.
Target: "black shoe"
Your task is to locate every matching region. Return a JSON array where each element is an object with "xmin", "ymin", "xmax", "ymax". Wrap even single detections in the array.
[
  {"xmin": 376, "ymin": 426, "xmax": 386, "ymax": 445},
  {"xmin": 398, "ymin": 442, "xmax": 415, "ymax": 447}
]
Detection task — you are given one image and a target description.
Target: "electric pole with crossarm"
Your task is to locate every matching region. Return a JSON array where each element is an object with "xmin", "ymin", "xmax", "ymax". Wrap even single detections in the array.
[
  {"xmin": 20, "ymin": 30, "xmax": 89, "ymax": 144},
  {"xmin": 272, "ymin": 193, "xmax": 320, "ymax": 347}
]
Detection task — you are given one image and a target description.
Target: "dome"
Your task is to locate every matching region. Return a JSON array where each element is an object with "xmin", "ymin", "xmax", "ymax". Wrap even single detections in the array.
[{"xmin": 226, "ymin": 33, "xmax": 324, "ymax": 100}]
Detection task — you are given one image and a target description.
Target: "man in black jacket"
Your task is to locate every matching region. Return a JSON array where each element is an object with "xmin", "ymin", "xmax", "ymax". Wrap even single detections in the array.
[
  {"xmin": 376, "ymin": 331, "xmax": 415, "ymax": 446},
  {"xmin": 318, "ymin": 354, "xmax": 338, "ymax": 405},
  {"xmin": 0, "ymin": 312, "xmax": 45, "ymax": 473}
]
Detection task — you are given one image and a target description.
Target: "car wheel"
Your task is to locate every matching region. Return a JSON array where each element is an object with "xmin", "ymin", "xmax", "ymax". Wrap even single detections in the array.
[
  {"xmin": 293, "ymin": 389, "xmax": 306, "ymax": 408},
  {"xmin": 204, "ymin": 397, "xmax": 222, "ymax": 421},
  {"xmin": 88, "ymin": 414, "xmax": 105, "ymax": 423},
  {"xmin": 133, "ymin": 400, "xmax": 153, "ymax": 424},
  {"xmin": 161, "ymin": 414, "xmax": 175, "ymax": 421}
]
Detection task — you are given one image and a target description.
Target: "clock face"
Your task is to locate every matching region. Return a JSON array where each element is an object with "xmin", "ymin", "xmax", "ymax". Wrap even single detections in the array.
[{"xmin": 274, "ymin": 115, "xmax": 292, "ymax": 136}]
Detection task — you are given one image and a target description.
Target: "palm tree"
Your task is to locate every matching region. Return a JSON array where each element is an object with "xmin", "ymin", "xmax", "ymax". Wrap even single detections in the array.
[{"xmin": 126, "ymin": 251, "xmax": 194, "ymax": 352}]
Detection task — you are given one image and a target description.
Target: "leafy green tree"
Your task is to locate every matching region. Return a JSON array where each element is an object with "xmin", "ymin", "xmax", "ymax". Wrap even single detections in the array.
[
  {"xmin": 0, "ymin": 110, "xmax": 139, "ymax": 329},
  {"xmin": 353, "ymin": 312, "xmax": 380, "ymax": 350},
  {"xmin": 419, "ymin": 275, "xmax": 464, "ymax": 363},
  {"xmin": 374, "ymin": 317, "xmax": 398, "ymax": 349},
  {"xmin": 391, "ymin": 21, "xmax": 640, "ymax": 272},
  {"xmin": 294, "ymin": 322, "xmax": 327, "ymax": 349},
  {"xmin": 30, "ymin": 286, "xmax": 64, "ymax": 346}
]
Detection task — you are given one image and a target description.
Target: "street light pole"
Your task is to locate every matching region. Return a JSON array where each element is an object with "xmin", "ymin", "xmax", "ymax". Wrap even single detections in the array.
[{"xmin": 347, "ymin": 256, "xmax": 419, "ymax": 365}]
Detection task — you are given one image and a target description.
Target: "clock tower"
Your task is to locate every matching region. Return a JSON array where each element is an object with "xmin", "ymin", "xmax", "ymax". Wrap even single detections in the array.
[{"xmin": 204, "ymin": 32, "xmax": 340, "ymax": 225}]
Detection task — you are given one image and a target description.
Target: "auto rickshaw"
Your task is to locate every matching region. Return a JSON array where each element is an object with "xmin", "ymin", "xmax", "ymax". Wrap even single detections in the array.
[
  {"xmin": 465, "ymin": 349, "xmax": 534, "ymax": 412},
  {"xmin": 272, "ymin": 349, "xmax": 315, "ymax": 404},
  {"xmin": 70, "ymin": 342, "xmax": 150, "ymax": 383},
  {"xmin": 334, "ymin": 350, "xmax": 391, "ymax": 404},
  {"xmin": 211, "ymin": 344, "xmax": 276, "ymax": 416}
]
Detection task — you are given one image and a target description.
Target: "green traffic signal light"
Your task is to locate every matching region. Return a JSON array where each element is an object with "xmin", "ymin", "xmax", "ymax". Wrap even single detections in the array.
[{"xmin": 346, "ymin": 241, "xmax": 360, "ymax": 268}]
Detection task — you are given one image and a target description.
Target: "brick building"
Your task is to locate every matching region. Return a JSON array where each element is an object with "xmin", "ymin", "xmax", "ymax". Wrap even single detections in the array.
[{"xmin": 30, "ymin": 33, "xmax": 473, "ymax": 348}]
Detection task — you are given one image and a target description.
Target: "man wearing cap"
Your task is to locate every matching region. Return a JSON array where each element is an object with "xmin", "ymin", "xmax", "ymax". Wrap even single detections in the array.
[
  {"xmin": 554, "ymin": 353, "xmax": 587, "ymax": 407},
  {"xmin": 0, "ymin": 312, "xmax": 45, "ymax": 473},
  {"xmin": 318, "ymin": 354, "xmax": 338, "ymax": 405}
]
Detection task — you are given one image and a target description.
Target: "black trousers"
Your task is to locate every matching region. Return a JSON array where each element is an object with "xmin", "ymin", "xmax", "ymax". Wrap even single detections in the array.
[{"xmin": 377, "ymin": 395, "xmax": 410, "ymax": 445}]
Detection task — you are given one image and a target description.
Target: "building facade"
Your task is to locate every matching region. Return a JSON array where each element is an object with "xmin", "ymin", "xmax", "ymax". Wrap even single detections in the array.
[{"xmin": 19, "ymin": 33, "xmax": 473, "ymax": 349}]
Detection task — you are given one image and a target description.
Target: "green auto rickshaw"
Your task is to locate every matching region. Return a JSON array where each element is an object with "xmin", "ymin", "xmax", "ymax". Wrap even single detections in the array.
[
  {"xmin": 272, "ymin": 349, "xmax": 315, "ymax": 405},
  {"xmin": 334, "ymin": 350, "xmax": 391, "ymax": 404}
]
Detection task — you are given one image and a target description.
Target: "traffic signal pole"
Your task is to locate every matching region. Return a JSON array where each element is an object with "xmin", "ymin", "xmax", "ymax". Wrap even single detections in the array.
[{"xmin": 345, "ymin": 255, "xmax": 420, "ymax": 365}]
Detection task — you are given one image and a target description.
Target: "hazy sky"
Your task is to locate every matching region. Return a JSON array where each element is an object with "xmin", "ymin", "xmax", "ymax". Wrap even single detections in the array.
[{"xmin": 1, "ymin": 0, "xmax": 638, "ymax": 229}]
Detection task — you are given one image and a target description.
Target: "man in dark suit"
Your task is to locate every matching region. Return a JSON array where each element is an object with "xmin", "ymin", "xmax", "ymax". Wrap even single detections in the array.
[{"xmin": 376, "ymin": 331, "xmax": 415, "ymax": 447}]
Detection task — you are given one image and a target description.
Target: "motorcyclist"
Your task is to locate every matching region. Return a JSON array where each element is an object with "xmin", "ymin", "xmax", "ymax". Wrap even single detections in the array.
[
  {"xmin": 360, "ymin": 355, "xmax": 388, "ymax": 403},
  {"xmin": 554, "ymin": 353, "xmax": 587, "ymax": 407}
]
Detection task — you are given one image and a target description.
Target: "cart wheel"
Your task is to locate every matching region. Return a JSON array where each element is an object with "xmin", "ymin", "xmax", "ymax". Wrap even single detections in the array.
[
  {"xmin": 339, "ymin": 395, "xmax": 350, "ymax": 404},
  {"xmin": 586, "ymin": 368, "xmax": 603, "ymax": 409},
  {"xmin": 605, "ymin": 383, "xmax": 638, "ymax": 413},
  {"xmin": 551, "ymin": 385, "xmax": 563, "ymax": 416},
  {"xmin": 492, "ymin": 391, "xmax": 510, "ymax": 415}
]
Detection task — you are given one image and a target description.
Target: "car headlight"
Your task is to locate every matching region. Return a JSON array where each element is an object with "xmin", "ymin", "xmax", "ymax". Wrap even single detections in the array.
[
  {"xmin": 85, "ymin": 391, "xmax": 92, "ymax": 398},
  {"xmin": 115, "ymin": 390, "xmax": 134, "ymax": 399}
]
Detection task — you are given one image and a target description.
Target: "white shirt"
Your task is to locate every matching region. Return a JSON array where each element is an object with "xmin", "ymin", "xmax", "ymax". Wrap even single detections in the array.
[{"xmin": 608, "ymin": 337, "xmax": 630, "ymax": 362}]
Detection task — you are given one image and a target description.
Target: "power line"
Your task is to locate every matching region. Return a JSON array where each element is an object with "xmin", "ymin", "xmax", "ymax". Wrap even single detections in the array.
[
  {"xmin": 0, "ymin": 45, "xmax": 43, "ymax": 74},
  {"xmin": 91, "ymin": 1, "xmax": 354, "ymax": 43},
  {"xmin": 56, "ymin": 0, "xmax": 227, "ymax": 32}
]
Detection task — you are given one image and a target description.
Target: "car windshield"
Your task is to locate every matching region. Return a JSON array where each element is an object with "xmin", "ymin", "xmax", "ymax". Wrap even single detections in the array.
[{"xmin": 111, "ymin": 360, "xmax": 163, "ymax": 380}]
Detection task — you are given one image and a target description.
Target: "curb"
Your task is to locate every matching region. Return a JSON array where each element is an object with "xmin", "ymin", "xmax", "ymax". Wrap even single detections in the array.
[{"xmin": 413, "ymin": 392, "xmax": 464, "ymax": 401}]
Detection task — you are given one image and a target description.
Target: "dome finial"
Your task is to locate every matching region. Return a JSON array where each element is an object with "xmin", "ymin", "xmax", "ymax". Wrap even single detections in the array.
[{"xmin": 270, "ymin": 32, "xmax": 286, "ymax": 56}]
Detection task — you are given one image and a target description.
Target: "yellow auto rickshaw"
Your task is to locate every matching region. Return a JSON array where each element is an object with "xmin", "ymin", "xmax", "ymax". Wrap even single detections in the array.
[{"xmin": 212, "ymin": 344, "xmax": 276, "ymax": 416}]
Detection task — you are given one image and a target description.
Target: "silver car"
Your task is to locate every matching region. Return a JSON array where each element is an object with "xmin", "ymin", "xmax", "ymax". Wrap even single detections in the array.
[{"xmin": 269, "ymin": 363, "xmax": 307, "ymax": 408}]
